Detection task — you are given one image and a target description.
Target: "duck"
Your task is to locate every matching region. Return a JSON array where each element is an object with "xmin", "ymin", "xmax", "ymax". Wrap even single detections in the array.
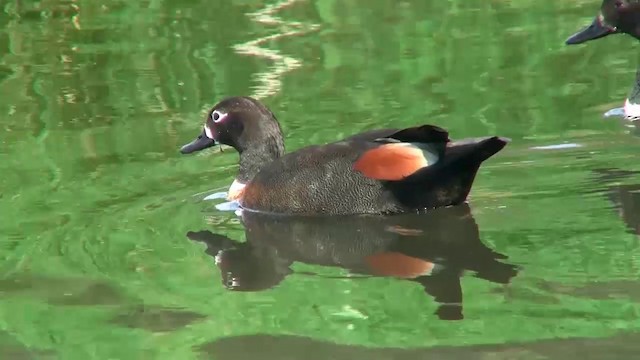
[
  {"xmin": 566, "ymin": 0, "xmax": 640, "ymax": 121},
  {"xmin": 565, "ymin": 0, "xmax": 640, "ymax": 45},
  {"xmin": 180, "ymin": 96, "xmax": 509, "ymax": 215}
]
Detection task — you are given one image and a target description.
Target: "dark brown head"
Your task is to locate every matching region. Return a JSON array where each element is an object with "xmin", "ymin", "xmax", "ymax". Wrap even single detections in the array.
[
  {"xmin": 180, "ymin": 96, "xmax": 284, "ymax": 154},
  {"xmin": 180, "ymin": 96, "xmax": 286, "ymax": 182},
  {"xmin": 566, "ymin": 0, "xmax": 640, "ymax": 44}
]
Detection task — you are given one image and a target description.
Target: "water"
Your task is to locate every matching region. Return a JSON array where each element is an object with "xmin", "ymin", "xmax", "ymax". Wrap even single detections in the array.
[{"xmin": 1, "ymin": 0, "xmax": 640, "ymax": 358}]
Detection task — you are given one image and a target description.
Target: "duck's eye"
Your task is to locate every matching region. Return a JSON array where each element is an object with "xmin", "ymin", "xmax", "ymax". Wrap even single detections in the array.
[{"xmin": 211, "ymin": 110, "xmax": 228, "ymax": 123}]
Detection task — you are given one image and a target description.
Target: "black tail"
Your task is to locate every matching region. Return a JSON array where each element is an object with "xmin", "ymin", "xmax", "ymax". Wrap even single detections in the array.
[
  {"xmin": 403, "ymin": 135, "xmax": 509, "ymax": 182},
  {"xmin": 389, "ymin": 136, "xmax": 509, "ymax": 209},
  {"xmin": 443, "ymin": 136, "xmax": 510, "ymax": 167}
]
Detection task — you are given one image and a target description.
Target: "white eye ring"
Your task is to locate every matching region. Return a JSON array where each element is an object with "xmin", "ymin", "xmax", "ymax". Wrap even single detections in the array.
[{"xmin": 211, "ymin": 110, "xmax": 227, "ymax": 123}]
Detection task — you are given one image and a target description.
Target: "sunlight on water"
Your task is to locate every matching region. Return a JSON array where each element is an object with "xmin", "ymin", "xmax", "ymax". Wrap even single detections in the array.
[{"xmin": 234, "ymin": 0, "xmax": 320, "ymax": 100}]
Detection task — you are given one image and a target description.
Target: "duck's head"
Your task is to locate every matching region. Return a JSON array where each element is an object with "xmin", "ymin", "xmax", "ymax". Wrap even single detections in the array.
[
  {"xmin": 180, "ymin": 96, "xmax": 286, "ymax": 187},
  {"xmin": 180, "ymin": 96, "xmax": 285, "ymax": 155},
  {"xmin": 566, "ymin": 0, "xmax": 640, "ymax": 44}
]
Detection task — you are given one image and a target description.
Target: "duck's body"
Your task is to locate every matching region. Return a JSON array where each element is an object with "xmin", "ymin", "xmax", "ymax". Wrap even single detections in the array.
[
  {"xmin": 241, "ymin": 133, "xmax": 506, "ymax": 215},
  {"xmin": 180, "ymin": 96, "xmax": 509, "ymax": 215},
  {"xmin": 566, "ymin": 0, "xmax": 640, "ymax": 120}
]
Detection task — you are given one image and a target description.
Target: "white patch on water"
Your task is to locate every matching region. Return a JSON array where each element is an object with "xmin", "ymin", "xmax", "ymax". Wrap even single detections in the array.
[
  {"xmin": 215, "ymin": 201, "xmax": 241, "ymax": 212},
  {"xmin": 201, "ymin": 181, "xmax": 245, "ymax": 216},
  {"xmin": 605, "ymin": 100, "xmax": 640, "ymax": 120},
  {"xmin": 530, "ymin": 143, "xmax": 583, "ymax": 150},
  {"xmin": 203, "ymin": 191, "xmax": 228, "ymax": 200},
  {"xmin": 604, "ymin": 107, "xmax": 626, "ymax": 118}
]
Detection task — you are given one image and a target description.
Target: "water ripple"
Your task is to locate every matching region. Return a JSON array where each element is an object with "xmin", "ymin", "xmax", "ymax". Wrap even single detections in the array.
[{"xmin": 234, "ymin": 0, "xmax": 320, "ymax": 100}]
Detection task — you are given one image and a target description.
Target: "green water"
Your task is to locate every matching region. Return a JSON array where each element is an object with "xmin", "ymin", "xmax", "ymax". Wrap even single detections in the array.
[{"xmin": 2, "ymin": 0, "xmax": 640, "ymax": 358}]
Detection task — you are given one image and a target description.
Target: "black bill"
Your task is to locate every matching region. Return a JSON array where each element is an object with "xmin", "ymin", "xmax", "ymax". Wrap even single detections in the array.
[
  {"xmin": 566, "ymin": 16, "xmax": 618, "ymax": 45},
  {"xmin": 180, "ymin": 129, "xmax": 216, "ymax": 154}
]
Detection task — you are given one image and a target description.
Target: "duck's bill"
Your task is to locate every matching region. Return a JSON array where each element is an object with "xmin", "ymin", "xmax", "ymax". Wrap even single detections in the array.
[
  {"xmin": 565, "ymin": 16, "xmax": 617, "ymax": 45},
  {"xmin": 180, "ymin": 129, "xmax": 216, "ymax": 154}
]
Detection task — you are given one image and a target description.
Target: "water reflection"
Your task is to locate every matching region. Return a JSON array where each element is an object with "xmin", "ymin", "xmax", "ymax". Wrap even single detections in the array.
[
  {"xmin": 0, "ymin": 330, "xmax": 55, "ymax": 360},
  {"xmin": 521, "ymin": 168, "xmax": 640, "ymax": 311},
  {"xmin": 592, "ymin": 168, "xmax": 640, "ymax": 235},
  {"xmin": 110, "ymin": 305, "xmax": 206, "ymax": 333},
  {"xmin": 187, "ymin": 204, "xmax": 520, "ymax": 320},
  {"xmin": 198, "ymin": 332, "xmax": 640, "ymax": 360}
]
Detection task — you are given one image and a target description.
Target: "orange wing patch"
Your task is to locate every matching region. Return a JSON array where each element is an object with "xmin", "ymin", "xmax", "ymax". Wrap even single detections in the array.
[
  {"xmin": 353, "ymin": 143, "xmax": 431, "ymax": 181},
  {"xmin": 364, "ymin": 252, "xmax": 434, "ymax": 279}
]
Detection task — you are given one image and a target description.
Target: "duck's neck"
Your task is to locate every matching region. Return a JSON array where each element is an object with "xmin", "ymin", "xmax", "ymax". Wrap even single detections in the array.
[{"xmin": 236, "ymin": 136, "xmax": 285, "ymax": 183}]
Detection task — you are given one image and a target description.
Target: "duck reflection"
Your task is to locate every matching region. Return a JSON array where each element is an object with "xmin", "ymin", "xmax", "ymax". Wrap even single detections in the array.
[
  {"xmin": 592, "ymin": 168, "xmax": 640, "ymax": 235},
  {"xmin": 187, "ymin": 204, "xmax": 519, "ymax": 320}
]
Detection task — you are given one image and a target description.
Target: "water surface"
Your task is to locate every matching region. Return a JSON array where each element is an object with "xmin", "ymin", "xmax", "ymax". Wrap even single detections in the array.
[{"xmin": 2, "ymin": 0, "xmax": 640, "ymax": 358}]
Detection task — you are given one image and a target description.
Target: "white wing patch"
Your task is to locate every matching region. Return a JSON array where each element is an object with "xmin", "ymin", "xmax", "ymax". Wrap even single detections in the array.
[{"xmin": 409, "ymin": 142, "xmax": 440, "ymax": 167}]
